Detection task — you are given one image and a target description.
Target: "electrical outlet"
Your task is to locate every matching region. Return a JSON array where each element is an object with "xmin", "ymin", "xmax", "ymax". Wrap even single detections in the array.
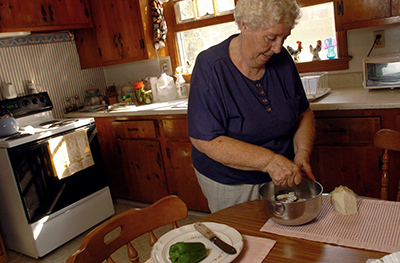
[
  {"xmin": 158, "ymin": 57, "xmax": 173, "ymax": 75},
  {"xmin": 373, "ymin": 30, "xmax": 385, "ymax": 48}
]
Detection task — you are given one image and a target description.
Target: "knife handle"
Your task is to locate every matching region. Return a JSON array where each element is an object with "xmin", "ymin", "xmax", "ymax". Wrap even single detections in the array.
[{"xmin": 214, "ymin": 237, "xmax": 237, "ymax": 255}]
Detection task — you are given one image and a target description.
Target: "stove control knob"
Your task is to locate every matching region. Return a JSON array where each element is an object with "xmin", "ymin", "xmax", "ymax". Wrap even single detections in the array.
[
  {"xmin": 21, "ymin": 99, "xmax": 30, "ymax": 107},
  {"xmin": 32, "ymin": 98, "xmax": 39, "ymax": 105}
]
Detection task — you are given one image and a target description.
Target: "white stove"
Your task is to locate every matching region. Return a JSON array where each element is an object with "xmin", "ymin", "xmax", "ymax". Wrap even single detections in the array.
[
  {"xmin": 0, "ymin": 92, "xmax": 94, "ymax": 148},
  {"xmin": 0, "ymin": 92, "xmax": 114, "ymax": 259}
]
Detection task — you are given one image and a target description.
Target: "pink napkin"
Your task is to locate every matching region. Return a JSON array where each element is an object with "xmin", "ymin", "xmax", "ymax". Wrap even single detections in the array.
[
  {"xmin": 145, "ymin": 235, "xmax": 276, "ymax": 263},
  {"xmin": 260, "ymin": 195, "xmax": 400, "ymax": 253}
]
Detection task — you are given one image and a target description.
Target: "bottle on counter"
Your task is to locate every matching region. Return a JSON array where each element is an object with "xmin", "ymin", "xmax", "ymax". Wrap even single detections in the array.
[
  {"xmin": 157, "ymin": 72, "xmax": 176, "ymax": 101},
  {"xmin": 175, "ymin": 66, "xmax": 189, "ymax": 98}
]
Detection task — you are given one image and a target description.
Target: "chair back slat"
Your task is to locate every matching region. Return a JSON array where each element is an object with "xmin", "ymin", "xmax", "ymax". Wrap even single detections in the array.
[
  {"xmin": 374, "ymin": 129, "xmax": 400, "ymax": 201},
  {"xmin": 67, "ymin": 195, "xmax": 188, "ymax": 263}
]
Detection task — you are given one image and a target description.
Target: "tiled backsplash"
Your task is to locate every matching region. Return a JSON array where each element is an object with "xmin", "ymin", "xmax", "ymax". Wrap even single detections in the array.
[{"xmin": 0, "ymin": 33, "xmax": 106, "ymax": 119}]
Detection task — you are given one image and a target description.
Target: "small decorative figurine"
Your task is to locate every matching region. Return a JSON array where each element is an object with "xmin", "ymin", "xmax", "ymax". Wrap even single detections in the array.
[
  {"xmin": 287, "ymin": 41, "xmax": 303, "ymax": 62},
  {"xmin": 322, "ymin": 37, "xmax": 337, "ymax": 60},
  {"xmin": 309, "ymin": 40, "xmax": 322, "ymax": 61}
]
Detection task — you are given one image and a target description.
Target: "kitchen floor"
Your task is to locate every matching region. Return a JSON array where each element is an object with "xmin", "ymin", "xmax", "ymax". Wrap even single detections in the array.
[{"xmin": 5, "ymin": 199, "xmax": 209, "ymax": 263}]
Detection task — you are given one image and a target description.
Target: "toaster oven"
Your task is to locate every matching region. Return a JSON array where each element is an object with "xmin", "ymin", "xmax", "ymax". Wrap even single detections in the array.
[{"xmin": 363, "ymin": 54, "xmax": 400, "ymax": 90}]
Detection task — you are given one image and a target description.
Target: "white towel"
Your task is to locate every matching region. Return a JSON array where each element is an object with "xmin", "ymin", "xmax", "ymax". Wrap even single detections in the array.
[{"xmin": 48, "ymin": 129, "xmax": 94, "ymax": 179}]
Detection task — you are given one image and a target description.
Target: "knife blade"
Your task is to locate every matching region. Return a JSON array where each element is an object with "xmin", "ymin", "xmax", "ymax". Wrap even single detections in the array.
[{"xmin": 194, "ymin": 222, "xmax": 237, "ymax": 255}]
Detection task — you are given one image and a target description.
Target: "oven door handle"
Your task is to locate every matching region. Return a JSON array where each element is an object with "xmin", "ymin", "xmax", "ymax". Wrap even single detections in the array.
[{"xmin": 88, "ymin": 127, "xmax": 97, "ymax": 144}]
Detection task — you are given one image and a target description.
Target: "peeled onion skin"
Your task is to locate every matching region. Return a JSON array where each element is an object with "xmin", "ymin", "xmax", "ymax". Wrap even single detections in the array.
[{"xmin": 330, "ymin": 186, "xmax": 358, "ymax": 215}]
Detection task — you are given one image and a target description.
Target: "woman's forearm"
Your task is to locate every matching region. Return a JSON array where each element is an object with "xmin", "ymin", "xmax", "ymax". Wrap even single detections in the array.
[
  {"xmin": 190, "ymin": 136, "xmax": 275, "ymax": 172},
  {"xmin": 293, "ymin": 107, "xmax": 315, "ymax": 158}
]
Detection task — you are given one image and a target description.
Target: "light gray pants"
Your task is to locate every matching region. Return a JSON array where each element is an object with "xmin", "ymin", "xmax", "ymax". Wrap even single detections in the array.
[{"xmin": 194, "ymin": 169, "xmax": 263, "ymax": 213}]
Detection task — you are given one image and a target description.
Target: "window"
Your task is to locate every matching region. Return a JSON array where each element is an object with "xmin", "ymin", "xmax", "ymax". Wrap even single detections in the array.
[
  {"xmin": 285, "ymin": 2, "xmax": 337, "ymax": 62},
  {"xmin": 165, "ymin": 0, "xmax": 351, "ymax": 73}
]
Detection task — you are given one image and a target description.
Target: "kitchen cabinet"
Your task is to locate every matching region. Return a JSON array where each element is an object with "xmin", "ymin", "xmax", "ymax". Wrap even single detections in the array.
[
  {"xmin": 113, "ymin": 119, "xmax": 168, "ymax": 203},
  {"xmin": 88, "ymin": 0, "xmax": 147, "ymax": 65},
  {"xmin": 95, "ymin": 115, "xmax": 210, "ymax": 213},
  {"xmin": 393, "ymin": 0, "xmax": 400, "ymax": 16},
  {"xmin": 310, "ymin": 109, "xmax": 400, "ymax": 201},
  {"xmin": 0, "ymin": 231, "xmax": 7, "ymax": 263},
  {"xmin": 334, "ymin": 0, "xmax": 400, "ymax": 30},
  {"xmin": 75, "ymin": 0, "xmax": 170, "ymax": 69},
  {"xmin": 0, "ymin": 0, "xmax": 91, "ymax": 32},
  {"xmin": 161, "ymin": 118, "xmax": 210, "ymax": 212}
]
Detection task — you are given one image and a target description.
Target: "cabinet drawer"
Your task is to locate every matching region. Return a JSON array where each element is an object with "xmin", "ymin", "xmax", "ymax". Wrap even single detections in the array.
[
  {"xmin": 315, "ymin": 117, "xmax": 381, "ymax": 145},
  {"xmin": 112, "ymin": 120, "xmax": 156, "ymax": 139},
  {"xmin": 162, "ymin": 119, "xmax": 188, "ymax": 138}
]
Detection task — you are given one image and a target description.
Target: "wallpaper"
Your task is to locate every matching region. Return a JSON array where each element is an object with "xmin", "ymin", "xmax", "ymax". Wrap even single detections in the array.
[{"xmin": 0, "ymin": 32, "xmax": 106, "ymax": 119}]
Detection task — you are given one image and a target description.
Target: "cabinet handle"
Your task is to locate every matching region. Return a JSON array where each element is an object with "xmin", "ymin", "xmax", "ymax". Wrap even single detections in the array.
[
  {"xmin": 157, "ymin": 153, "xmax": 162, "ymax": 168},
  {"xmin": 166, "ymin": 147, "xmax": 170, "ymax": 158},
  {"xmin": 127, "ymin": 128, "xmax": 139, "ymax": 132},
  {"xmin": 48, "ymin": 5, "xmax": 54, "ymax": 22},
  {"xmin": 341, "ymin": 0, "xmax": 344, "ymax": 15},
  {"xmin": 113, "ymin": 34, "xmax": 118, "ymax": 48},
  {"xmin": 41, "ymin": 5, "xmax": 47, "ymax": 22},
  {"xmin": 322, "ymin": 128, "xmax": 346, "ymax": 134},
  {"xmin": 337, "ymin": 0, "xmax": 344, "ymax": 16}
]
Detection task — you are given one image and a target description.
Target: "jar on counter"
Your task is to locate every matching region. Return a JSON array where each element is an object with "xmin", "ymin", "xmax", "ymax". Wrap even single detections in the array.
[
  {"xmin": 134, "ymin": 81, "xmax": 153, "ymax": 105},
  {"xmin": 120, "ymin": 82, "xmax": 136, "ymax": 104},
  {"xmin": 84, "ymin": 89, "xmax": 103, "ymax": 106}
]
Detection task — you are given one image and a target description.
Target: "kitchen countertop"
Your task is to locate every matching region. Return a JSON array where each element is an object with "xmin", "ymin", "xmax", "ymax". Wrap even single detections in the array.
[{"xmin": 63, "ymin": 86, "xmax": 400, "ymax": 118}]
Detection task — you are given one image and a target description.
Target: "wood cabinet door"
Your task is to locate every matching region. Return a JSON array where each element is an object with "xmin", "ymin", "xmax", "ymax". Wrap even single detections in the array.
[
  {"xmin": 0, "ymin": 232, "xmax": 7, "ymax": 263},
  {"xmin": 393, "ymin": 0, "xmax": 400, "ymax": 16},
  {"xmin": 165, "ymin": 141, "xmax": 210, "ymax": 212},
  {"xmin": 90, "ymin": 0, "xmax": 147, "ymax": 64},
  {"xmin": 118, "ymin": 139, "xmax": 168, "ymax": 203},
  {"xmin": 1, "ymin": 0, "xmax": 90, "ymax": 29},
  {"xmin": 334, "ymin": 0, "xmax": 391, "ymax": 30},
  {"xmin": 311, "ymin": 145, "xmax": 382, "ymax": 198}
]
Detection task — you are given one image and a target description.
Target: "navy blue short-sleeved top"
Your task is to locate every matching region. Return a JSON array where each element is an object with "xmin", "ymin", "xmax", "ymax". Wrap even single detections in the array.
[{"xmin": 187, "ymin": 34, "xmax": 309, "ymax": 185}]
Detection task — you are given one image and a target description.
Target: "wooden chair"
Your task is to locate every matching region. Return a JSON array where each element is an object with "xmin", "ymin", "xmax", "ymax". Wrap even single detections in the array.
[
  {"xmin": 373, "ymin": 129, "xmax": 400, "ymax": 201},
  {"xmin": 66, "ymin": 195, "xmax": 188, "ymax": 263}
]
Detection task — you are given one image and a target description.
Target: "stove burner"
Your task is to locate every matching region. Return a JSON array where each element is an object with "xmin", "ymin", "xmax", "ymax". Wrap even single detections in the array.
[
  {"xmin": 0, "ymin": 132, "xmax": 19, "ymax": 139},
  {"xmin": 5, "ymin": 132, "xmax": 33, "ymax": 141},
  {"xmin": 40, "ymin": 120, "xmax": 61, "ymax": 126},
  {"xmin": 39, "ymin": 119, "xmax": 78, "ymax": 128}
]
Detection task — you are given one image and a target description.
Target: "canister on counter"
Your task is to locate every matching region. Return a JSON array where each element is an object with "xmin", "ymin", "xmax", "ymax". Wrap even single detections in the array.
[
  {"xmin": 121, "ymin": 82, "xmax": 136, "ymax": 104},
  {"xmin": 134, "ymin": 81, "xmax": 153, "ymax": 105}
]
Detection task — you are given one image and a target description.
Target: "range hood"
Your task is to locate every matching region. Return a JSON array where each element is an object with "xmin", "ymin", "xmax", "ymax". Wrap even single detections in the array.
[{"xmin": 0, "ymin": 31, "xmax": 31, "ymax": 39}]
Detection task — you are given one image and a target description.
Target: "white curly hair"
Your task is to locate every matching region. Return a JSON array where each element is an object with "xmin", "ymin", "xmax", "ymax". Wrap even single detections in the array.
[{"xmin": 234, "ymin": 0, "xmax": 301, "ymax": 30}]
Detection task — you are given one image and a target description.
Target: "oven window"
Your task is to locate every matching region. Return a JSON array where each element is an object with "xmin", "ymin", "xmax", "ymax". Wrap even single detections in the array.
[{"xmin": 7, "ymin": 126, "xmax": 108, "ymax": 223}]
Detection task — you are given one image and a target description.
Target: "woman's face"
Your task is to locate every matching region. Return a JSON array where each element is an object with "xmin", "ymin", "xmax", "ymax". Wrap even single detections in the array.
[{"xmin": 241, "ymin": 21, "xmax": 292, "ymax": 67}]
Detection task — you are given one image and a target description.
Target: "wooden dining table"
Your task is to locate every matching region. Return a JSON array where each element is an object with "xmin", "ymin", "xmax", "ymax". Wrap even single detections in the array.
[{"xmin": 198, "ymin": 199, "xmax": 388, "ymax": 263}]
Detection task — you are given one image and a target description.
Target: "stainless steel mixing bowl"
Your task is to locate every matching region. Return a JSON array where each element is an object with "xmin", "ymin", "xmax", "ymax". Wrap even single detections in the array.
[{"xmin": 259, "ymin": 178, "xmax": 323, "ymax": 226}]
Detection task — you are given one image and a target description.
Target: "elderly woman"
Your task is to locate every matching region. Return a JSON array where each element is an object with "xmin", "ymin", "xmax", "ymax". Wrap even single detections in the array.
[{"xmin": 187, "ymin": 0, "xmax": 316, "ymax": 212}]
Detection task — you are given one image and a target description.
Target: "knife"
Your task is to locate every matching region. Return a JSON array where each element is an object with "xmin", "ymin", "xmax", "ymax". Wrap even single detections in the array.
[{"xmin": 194, "ymin": 222, "xmax": 237, "ymax": 255}]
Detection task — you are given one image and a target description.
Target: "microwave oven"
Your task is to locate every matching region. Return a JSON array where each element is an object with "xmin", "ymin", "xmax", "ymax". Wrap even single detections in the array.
[{"xmin": 363, "ymin": 54, "xmax": 400, "ymax": 90}]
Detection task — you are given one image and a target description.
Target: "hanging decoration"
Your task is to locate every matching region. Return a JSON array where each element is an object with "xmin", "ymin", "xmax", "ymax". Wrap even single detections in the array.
[{"xmin": 151, "ymin": 0, "xmax": 168, "ymax": 51}]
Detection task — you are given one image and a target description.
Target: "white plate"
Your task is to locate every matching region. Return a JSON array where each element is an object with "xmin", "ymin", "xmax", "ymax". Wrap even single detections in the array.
[
  {"xmin": 370, "ymin": 251, "xmax": 400, "ymax": 263},
  {"xmin": 151, "ymin": 222, "xmax": 243, "ymax": 263},
  {"xmin": 306, "ymin": 87, "xmax": 331, "ymax": 101}
]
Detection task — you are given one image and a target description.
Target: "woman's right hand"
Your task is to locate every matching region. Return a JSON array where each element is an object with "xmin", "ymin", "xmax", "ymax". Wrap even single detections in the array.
[{"xmin": 265, "ymin": 154, "xmax": 303, "ymax": 188}]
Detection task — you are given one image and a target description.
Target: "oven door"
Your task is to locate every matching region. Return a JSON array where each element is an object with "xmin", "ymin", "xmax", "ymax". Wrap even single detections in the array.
[{"xmin": 7, "ymin": 124, "xmax": 108, "ymax": 224}]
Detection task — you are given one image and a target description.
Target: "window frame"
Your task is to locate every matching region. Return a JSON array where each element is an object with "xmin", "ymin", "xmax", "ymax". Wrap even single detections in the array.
[{"xmin": 164, "ymin": 0, "xmax": 351, "ymax": 73}]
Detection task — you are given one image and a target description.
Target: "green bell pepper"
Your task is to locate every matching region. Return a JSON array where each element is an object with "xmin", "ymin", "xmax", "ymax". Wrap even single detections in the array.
[{"xmin": 169, "ymin": 242, "xmax": 207, "ymax": 263}]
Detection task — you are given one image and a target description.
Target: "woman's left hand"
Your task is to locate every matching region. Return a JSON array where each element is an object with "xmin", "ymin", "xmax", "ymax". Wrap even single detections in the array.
[{"xmin": 293, "ymin": 149, "xmax": 316, "ymax": 181}]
